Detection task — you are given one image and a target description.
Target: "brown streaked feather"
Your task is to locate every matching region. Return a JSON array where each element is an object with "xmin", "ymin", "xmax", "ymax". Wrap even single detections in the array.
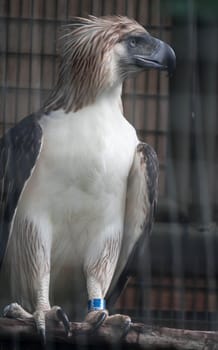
[
  {"xmin": 85, "ymin": 233, "xmax": 122, "ymax": 297},
  {"xmin": 6, "ymin": 217, "xmax": 50, "ymax": 311},
  {"xmin": 43, "ymin": 16, "xmax": 146, "ymax": 113},
  {"xmin": 106, "ymin": 142, "xmax": 158, "ymax": 308}
]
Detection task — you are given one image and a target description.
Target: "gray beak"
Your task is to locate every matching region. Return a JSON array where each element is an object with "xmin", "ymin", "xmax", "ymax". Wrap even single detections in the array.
[{"xmin": 134, "ymin": 37, "xmax": 176, "ymax": 76}]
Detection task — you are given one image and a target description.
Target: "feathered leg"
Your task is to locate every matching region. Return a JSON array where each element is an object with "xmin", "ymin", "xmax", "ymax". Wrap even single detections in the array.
[
  {"xmin": 84, "ymin": 234, "xmax": 131, "ymax": 335},
  {"xmin": 3, "ymin": 216, "xmax": 70, "ymax": 342}
]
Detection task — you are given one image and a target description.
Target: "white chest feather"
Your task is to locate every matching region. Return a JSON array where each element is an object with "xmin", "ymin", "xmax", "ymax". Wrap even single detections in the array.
[{"xmin": 17, "ymin": 97, "xmax": 138, "ymax": 270}]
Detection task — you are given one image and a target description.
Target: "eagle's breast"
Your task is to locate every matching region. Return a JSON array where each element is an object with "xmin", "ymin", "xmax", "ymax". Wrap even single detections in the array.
[{"xmin": 16, "ymin": 101, "xmax": 138, "ymax": 276}]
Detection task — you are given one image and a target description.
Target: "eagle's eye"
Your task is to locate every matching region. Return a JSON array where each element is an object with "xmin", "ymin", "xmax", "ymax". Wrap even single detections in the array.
[{"xmin": 129, "ymin": 38, "xmax": 137, "ymax": 48}]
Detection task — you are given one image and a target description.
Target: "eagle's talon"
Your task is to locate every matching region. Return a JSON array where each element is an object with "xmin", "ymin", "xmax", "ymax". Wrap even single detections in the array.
[
  {"xmin": 121, "ymin": 319, "xmax": 131, "ymax": 337},
  {"xmin": 92, "ymin": 311, "xmax": 107, "ymax": 331},
  {"xmin": 34, "ymin": 306, "xmax": 72, "ymax": 340},
  {"xmin": 33, "ymin": 309, "xmax": 47, "ymax": 344},
  {"xmin": 3, "ymin": 303, "xmax": 13, "ymax": 317},
  {"xmin": 56, "ymin": 307, "xmax": 71, "ymax": 336},
  {"xmin": 38, "ymin": 326, "xmax": 46, "ymax": 346},
  {"xmin": 85, "ymin": 310, "xmax": 108, "ymax": 332}
]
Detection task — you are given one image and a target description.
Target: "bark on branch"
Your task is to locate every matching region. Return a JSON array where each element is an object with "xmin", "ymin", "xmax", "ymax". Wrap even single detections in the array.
[{"xmin": 0, "ymin": 317, "xmax": 217, "ymax": 349}]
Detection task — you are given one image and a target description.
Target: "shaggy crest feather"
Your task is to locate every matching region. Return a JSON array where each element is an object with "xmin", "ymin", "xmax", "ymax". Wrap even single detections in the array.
[{"xmin": 43, "ymin": 16, "xmax": 146, "ymax": 113}]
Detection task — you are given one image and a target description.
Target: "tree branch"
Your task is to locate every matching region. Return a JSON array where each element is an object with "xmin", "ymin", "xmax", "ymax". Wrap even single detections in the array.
[{"xmin": 0, "ymin": 317, "xmax": 217, "ymax": 349}]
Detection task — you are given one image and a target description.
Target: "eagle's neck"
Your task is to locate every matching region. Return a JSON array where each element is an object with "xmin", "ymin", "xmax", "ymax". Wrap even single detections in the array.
[
  {"xmin": 42, "ymin": 81, "xmax": 123, "ymax": 116},
  {"xmin": 97, "ymin": 84, "xmax": 123, "ymax": 110}
]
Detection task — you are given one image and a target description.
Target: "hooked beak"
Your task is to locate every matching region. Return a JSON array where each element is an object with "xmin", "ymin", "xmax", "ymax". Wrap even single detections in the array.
[{"xmin": 134, "ymin": 37, "xmax": 176, "ymax": 76}]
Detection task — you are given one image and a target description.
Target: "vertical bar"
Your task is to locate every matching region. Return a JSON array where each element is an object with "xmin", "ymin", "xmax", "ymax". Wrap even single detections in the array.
[
  {"xmin": 189, "ymin": 0, "xmax": 215, "ymax": 329},
  {"xmin": 27, "ymin": 0, "xmax": 34, "ymax": 114},
  {"xmin": 39, "ymin": 0, "xmax": 46, "ymax": 106},
  {"xmin": 152, "ymin": 1, "xmax": 163, "ymax": 326},
  {"xmin": 124, "ymin": 0, "xmax": 128, "ymax": 15},
  {"xmin": 14, "ymin": 0, "xmax": 23, "ymax": 124},
  {"xmin": 156, "ymin": 1, "xmax": 168, "ymax": 197},
  {"xmin": 134, "ymin": 0, "xmax": 148, "ymax": 323},
  {"xmin": 143, "ymin": 0, "xmax": 151, "ymax": 135},
  {"xmin": 90, "ymin": 0, "xmax": 94, "ymax": 14},
  {"xmin": 112, "ymin": 0, "xmax": 117, "ymax": 14},
  {"xmin": 78, "ymin": 0, "xmax": 83, "ymax": 16},
  {"xmin": 1, "ymin": 0, "xmax": 10, "ymax": 134},
  {"xmin": 154, "ymin": 0, "xmax": 161, "ymax": 152},
  {"xmin": 52, "ymin": 0, "xmax": 58, "ymax": 87},
  {"xmin": 65, "ymin": 0, "xmax": 69, "ymax": 21},
  {"xmin": 130, "ymin": 0, "xmax": 137, "ymax": 128},
  {"xmin": 101, "ymin": 0, "xmax": 105, "ymax": 15}
]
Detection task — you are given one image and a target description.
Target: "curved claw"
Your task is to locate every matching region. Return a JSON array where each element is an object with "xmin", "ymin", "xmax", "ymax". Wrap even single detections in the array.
[
  {"xmin": 76, "ymin": 310, "xmax": 108, "ymax": 335},
  {"xmin": 121, "ymin": 318, "xmax": 131, "ymax": 338},
  {"xmin": 34, "ymin": 310, "xmax": 47, "ymax": 345},
  {"xmin": 38, "ymin": 327, "xmax": 46, "ymax": 346},
  {"xmin": 91, "ymin": 311, "xmax": 107, "ymax": 332},
  {"xmin": 56, "ymin": 308, "xmax": 71, "ymax": 336}
]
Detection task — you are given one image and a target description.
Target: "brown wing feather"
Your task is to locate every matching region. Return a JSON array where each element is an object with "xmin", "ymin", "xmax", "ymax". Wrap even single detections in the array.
[
  {"xmin": 106, "ymin": 142, "xmax": 158, "ymax": 308},
  {"xmin": 0, "ymin": 113, "xmax": 43, "ymax": 269}
]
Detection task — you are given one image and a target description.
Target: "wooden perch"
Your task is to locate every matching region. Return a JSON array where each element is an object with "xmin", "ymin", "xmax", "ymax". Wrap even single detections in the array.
[{"xmin": 0, "ymin": 317, "xmax": 217, "ymax": 349}]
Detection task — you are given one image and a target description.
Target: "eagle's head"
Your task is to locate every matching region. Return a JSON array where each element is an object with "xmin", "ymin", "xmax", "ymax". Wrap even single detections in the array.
[{"xmin": 44, "ymin": 16, "xmax": 176, "ymax": 113}]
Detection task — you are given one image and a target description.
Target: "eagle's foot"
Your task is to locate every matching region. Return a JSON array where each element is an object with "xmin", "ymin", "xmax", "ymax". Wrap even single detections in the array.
[
  {"xmin": 84, "ymin": 309, "xmax": 108, "ymax": 332},
  {"xmin": 85, "ymin": 310, "xmax": 131, "ymax": 337},
  {"xmin": 104, "ymin": 314, "xmax": 131, "ymax": 336},
  {"xmin": 34, "ymin": 306, "xmax": 71, "ymax": 343},
  {"xmin": 3, "ymin": 303, "xmax": 71, "ymax": 343}
]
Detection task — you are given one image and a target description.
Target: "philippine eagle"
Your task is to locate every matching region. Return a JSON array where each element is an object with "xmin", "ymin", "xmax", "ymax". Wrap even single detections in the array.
[{"xmin": 0, "ymin": 16, "xmax": 175, "ymax": 336}]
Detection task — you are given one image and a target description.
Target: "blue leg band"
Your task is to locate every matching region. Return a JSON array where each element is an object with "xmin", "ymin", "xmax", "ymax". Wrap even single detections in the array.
[{"xmin": 88, "ymin": 299, "xmax": 106, "ymax": 312}]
